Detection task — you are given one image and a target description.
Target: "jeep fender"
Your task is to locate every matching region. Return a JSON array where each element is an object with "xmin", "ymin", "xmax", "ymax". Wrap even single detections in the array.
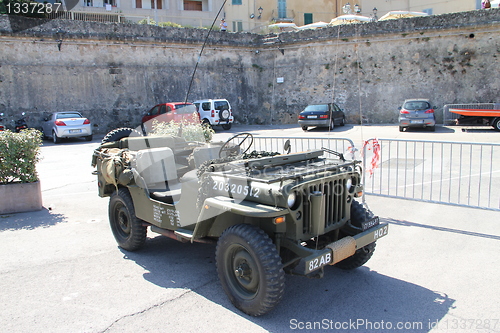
[{"xmin": 194, "ymin": 196, "xmax": 288, "ymax": 238}]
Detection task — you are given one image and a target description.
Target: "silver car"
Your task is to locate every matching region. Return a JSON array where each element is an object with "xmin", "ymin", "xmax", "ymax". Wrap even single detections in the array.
[
  {"xmin": 42, "ymin": 112, "xmax": 92, "ymax": 143},
  {"xmin": 398, "ymin": 99, "xmax": 436, "ymax": 132}
]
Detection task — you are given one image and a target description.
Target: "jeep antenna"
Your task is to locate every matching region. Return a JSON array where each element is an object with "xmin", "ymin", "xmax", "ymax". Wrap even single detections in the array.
[{"xmin": 184, "ymin": 0, "xmax": 228, "ymax": 104}]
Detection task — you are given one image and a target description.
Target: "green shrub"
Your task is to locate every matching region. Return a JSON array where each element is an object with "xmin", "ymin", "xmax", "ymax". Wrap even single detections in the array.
[
  {"xmin": 0, "ymin": 129, "xmax": 43, "ymax": 184},
  {"xmin": 159, "ymin": 21, "xmax": 182, "ymax": 28},
  {"xmin": 149, "ymin": 114, "xmax": 214, "ymax": 143},
  {"xmin": 138, "ymin": 18, "xmax": 157, "ymax": 25}
]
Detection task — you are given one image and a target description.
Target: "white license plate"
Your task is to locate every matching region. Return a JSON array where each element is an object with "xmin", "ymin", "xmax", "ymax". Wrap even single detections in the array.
[
  {"xmin": 410, "ymin": 120, "xmax": 423, "ymax": 124},
  {"xmin": 307, "ymin": 115, "xmax": 317, "ymax": 119},
  {"xmin": 305, "ymin": 251, "xmax": 332, "ymax": 274},
  {"xmin": 69, "ymin": 129, "xmax": 82, "ymax": 133}
]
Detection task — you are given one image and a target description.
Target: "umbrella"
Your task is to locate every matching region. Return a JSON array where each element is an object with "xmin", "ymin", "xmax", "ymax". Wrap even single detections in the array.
[
  {"xmin": 329, "ymin": 14, "xmax": 371, "ymax": 26},
  {"xmin": 378, "ymin": 11, "xmax": 429, "ymax": 21},
  {"xmin": 296, "ymin": 21, "xmax": 329, "ymax": 30}
]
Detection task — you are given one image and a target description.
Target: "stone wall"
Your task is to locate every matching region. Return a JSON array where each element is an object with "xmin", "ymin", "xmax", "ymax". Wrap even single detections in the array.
[{"xmin": 0, "ymin": 10, "xmax": 499, "ymax": 133}]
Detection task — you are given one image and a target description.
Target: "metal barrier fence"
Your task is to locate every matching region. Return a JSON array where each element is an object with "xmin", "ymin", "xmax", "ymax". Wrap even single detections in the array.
[
  {"xmin": 238, "ymin": 136, "xmax": 499, "ymax": 211},
  {"xmin": 247, "ymin": 136, "xmax": 356, "ymax": 158},
  {"xmin": 443, "ymin": 103, "xmax": 498, "ymax": 125},
  {"xmin": 362, "ymin": 138, "xmax": 500, "ymax": 211}
]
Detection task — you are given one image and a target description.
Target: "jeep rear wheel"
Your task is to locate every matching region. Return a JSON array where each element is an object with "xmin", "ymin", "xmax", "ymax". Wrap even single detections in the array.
[
  {"xmin": 222, "ymin": 123, "xmax": 232, "ymax": 130},
  {"xmin": 216, "ymin": 224, "xmax": 285, "ymax": 316},
  {"xmin": 335, "ymin": 201, "xmax": 376, "ymax": 270},
  {"xmin": 102, "ymin": 127, "xmax": 142, "ymax": 144},
  {"xmin": 109, "ymin": 188, "xmax": 147, "ymax": 251}
]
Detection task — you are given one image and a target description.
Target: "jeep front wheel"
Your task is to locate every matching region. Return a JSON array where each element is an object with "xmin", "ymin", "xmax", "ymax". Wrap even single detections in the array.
[
  {"xmin": 335, "ymin": 201, "xmax": 376, "ymax": 270},
  {"xmin": 109, "ymin": 188, "xmax": 147, "ymax": 251},
  {"xmin": 216, "ymin": 224, "xmax": 285, "ymax": 316}
]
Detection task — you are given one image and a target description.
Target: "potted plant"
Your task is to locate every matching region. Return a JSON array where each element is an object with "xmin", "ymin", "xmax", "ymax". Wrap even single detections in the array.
[{"xmin": 0, "ymin": 129, "xmax": 43, "ymax": 214}]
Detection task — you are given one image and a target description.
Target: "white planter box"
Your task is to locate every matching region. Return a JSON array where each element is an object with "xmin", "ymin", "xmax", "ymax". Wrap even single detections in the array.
[{"xmin": 0, "ymin": 181, "xmax": 43, "ymax": 214}]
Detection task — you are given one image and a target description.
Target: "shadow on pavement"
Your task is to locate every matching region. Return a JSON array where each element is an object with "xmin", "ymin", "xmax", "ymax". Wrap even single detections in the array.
[
  {"xmin": 121, "ymin": 235, "xmax": 455, "ymax": 332},
  {"xmin": 383, "ymin": 217, "xmax": 500, "ymax": 241},
  {"xmin": 0, "ymin": 207, "xmax": 66, "ymax": 231}
]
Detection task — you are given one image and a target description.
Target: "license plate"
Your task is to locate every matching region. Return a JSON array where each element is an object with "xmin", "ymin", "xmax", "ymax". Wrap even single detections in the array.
[
  {"xmin": 361, "ymin": 216, "xmax": 380, "ymax": 231},
  {"xmin": 307, "ymin": 115, "xmax": 317, "ymax": 119},
  {"xmin": 69, "ymin": 129, "xmax": 82, "ymax": 133},
  {"xmin": 305, "ymin": 251, "xmax": 332, "ymax": 274},
  {"xmin": 410, "ymin": 120, "xmax": 423, "ymax": 124}
]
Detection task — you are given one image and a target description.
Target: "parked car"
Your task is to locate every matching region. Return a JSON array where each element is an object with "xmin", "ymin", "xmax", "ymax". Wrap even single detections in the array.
[
  {"xmin": 193, "ymin": 99, "xmax": 233, "ymax": 130},
  {"xmin": 141, "ymin": 102, "xmax": 199, "ymax": 132},
  {"xmin": 42, "ymin": 111, "xmax": 92, "ymax": 144},
  {"xmin": 142, "ymin": 102, "xmax": 199, "ymax": 124},
  {"xmin": 398, "ymin": 99, "xmax": 436, "ymax": 132},
  {"xmin": 298, "ymin": 103, "xmax": 345, "ymax": 131}
]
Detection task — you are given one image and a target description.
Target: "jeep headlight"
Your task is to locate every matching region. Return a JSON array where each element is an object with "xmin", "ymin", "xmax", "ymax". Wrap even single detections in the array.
[
  {"xmin": 287, "ymin": 192, "xmax": 296, "ymax": 208},
  {"xmin": 346, "ymin": 178, "xmax": 352, "ymax": 191},
  {"xmin": 287, "ymin": 191, "xmax": 301, "ymax": 210}
]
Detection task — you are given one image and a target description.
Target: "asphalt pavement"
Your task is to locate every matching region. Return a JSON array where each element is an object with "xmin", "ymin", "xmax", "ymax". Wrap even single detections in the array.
[{"xmin": 0, "ymin": 124, "xmax": 499, "ymax": 333}]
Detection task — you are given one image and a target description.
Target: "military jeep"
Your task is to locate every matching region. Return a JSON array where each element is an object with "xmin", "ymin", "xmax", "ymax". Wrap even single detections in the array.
[{"xmin": 91, "ymin": 128, "xmax": 388, "ymax": 316}]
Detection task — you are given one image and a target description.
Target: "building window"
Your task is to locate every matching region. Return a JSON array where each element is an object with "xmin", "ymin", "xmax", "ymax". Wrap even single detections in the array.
[
  {"xmin": 232, "ymin": 21, "xmax": 243, "ymax": 31},
  {"xmin": 304, "ymin": 13, "xmax": 312, "ymax": 25},
  {"xmin": 232, "ymin": 0, "xmax": 242, "ymax": 4},
  {"xmin": 184, "ymin": 0, "xmax": 202, "ymax": 11},
  {"xmin": 278, "ymin": 0, "xmax": 286, "ymax": 18},
  {"xmin": 151, "ymin": 0, "xmax": 162, "ymax": 9}
]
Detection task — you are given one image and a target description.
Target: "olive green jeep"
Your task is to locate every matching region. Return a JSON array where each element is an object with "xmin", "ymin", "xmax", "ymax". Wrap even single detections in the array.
[{"xmin": 91, "ymin": 128, "xmax": 388, "ymax": 316}]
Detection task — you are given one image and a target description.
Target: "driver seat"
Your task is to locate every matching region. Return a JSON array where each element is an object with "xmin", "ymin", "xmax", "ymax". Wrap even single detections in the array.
[{"xmin": 134, "ymin": 147, "xmax": 181, "ymax": 203}]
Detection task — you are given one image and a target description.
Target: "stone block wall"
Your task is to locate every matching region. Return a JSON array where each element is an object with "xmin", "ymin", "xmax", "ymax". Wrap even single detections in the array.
[{"xmin": 0, "ymin": 10, "xmax": 499, "ymax": 133}]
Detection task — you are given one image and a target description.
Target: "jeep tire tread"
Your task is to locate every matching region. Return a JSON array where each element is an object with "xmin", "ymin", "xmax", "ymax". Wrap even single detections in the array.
[
  {"xmin": 216, "ymin": 224, "xmax": 285, "ymax": 316},
  {"xmin": 102, "ymin": 127, "xmax": 142, "ymax": 144},
  {"xmin": 335, "ymin": 201, "xmax": 376, "ymax": 270},
  {"xmin": 109, "ymin": 188, "xmax": 147, "ymax": 251}
]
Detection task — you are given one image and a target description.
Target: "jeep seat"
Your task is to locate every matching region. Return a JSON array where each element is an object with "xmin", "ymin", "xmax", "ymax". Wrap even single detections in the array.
[
  {"xmin": 134, "ymin": 147, "xmax": 182, "ymax": 203},
  {"xmin": 191, "ymin": 143, "xmax": 225, "ymax": 168}
]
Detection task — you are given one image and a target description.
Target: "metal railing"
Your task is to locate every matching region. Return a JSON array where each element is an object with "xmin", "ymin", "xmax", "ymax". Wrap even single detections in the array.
[
  {"xmin": 249, "ymin": 136, "xmax": 356, "ymax": 157},
  {"xmin": 48, "ymin": 11, "xmax": 123, "ymax": 23},
  {"xmin": 48, "ymin": 10, "xmax": 220, "ymax": 27},
  {"xmin": 362, "ymin": 138, "xmax": 500, "ymax": 211}
]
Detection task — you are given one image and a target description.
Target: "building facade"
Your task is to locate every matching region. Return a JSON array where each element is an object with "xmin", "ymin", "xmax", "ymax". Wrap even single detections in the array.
[{"xmin": 72, "ymin": 0, "xmax": 483, "ymax": 30}]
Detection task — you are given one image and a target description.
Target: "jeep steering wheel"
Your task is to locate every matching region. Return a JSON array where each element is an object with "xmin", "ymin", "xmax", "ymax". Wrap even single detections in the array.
[{"xmin": 219, "ymin": 133, "xmax": 254, "ymax": 158}]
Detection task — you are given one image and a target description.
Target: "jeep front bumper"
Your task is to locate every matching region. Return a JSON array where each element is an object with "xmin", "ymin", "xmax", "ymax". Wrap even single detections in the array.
[{"xmin": 284, "ymin": 218, "xmax": 388, "ymax": 275}]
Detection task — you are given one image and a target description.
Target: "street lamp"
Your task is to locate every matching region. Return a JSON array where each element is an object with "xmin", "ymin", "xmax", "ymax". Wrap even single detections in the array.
[
  {"xmin": 342, "ymin": 3, "xmax": 361, "ymax": 14},
  {"xmin": 258, "ymin": 6, "xmax": 263, "ymax": 19},
  {"xmin": 342, "ymin": 2, "xmax": 351, "ymax": 14}
]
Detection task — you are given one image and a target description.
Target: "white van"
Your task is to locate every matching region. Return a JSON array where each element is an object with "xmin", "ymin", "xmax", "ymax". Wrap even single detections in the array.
[{"xmin": 193, "ymin": 99, "xmax": 233, "ymax": 130}]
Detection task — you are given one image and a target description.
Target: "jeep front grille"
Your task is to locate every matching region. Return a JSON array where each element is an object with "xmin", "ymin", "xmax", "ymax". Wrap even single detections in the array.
[{"xmin": 301, "ymin": 178, "xmax": 348, "ymax": 235}]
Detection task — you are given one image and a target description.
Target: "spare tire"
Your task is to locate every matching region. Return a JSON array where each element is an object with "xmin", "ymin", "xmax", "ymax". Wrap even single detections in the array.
[
  {"xmin": 101, "ymin": 128, "xmax": 142, "ymax": 144},
  {"xmin": 220, "ymin": 109, "xmax": 230, "ymax": 121}
]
